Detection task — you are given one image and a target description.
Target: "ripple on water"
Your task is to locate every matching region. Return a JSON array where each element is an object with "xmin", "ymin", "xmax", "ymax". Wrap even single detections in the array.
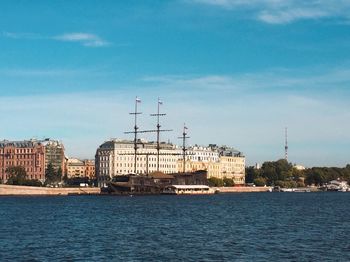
[{"xmin": 0, "ymin": 193, "xmax": 349, "ymax": 261}]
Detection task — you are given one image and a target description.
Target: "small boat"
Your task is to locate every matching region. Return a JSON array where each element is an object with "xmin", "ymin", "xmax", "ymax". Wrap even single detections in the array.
[{"xmin": 162, "ymin": 185, "xmax": 215, "ymax": 195}]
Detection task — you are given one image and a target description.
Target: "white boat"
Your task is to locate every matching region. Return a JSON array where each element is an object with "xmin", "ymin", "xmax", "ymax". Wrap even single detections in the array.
[{"xmin": 162, "ymin": 185, "xmax": 215, "ymax": 195}]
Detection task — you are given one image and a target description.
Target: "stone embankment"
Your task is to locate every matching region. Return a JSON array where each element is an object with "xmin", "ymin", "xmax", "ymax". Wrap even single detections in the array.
[
  {"xmin": 0, "ymin": 185, "xmax": 100, "ymax": 196},
  {"xmin": 216, "ymin": 186, "xmax": 272, "ymax": 193}
]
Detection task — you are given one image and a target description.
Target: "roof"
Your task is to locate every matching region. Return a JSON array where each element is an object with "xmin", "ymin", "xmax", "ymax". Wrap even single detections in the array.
[
  {"xmin": 149, "ymin": 171, "xmax": 174, "ymax": 179},
  {"xmin": 169, "ymin": 185, "xmax": 210, "ymax": 189},
  {"xmin": 0, "ymin": 140, "xmax": 40, "ymax": 148}
]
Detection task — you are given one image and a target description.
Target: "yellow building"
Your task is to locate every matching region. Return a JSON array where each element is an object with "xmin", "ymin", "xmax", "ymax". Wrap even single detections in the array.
[
  {"xmin": 218, "ymin": 156, "xmax": 245, "ymax": 185},
  {"xmin": 177, "ymin": 146, "xmax": 245, "ymax": 185},
  {"xmin": 66, "ymin": 158, "xmax": 95, "ymax": 179},
  {"xmin": 84, "ymin": 160, "xmax": 95, "ymax": 179},
  {"xmin": 95, "ymin": 140, "xmax": 245, "ymax": 186}
]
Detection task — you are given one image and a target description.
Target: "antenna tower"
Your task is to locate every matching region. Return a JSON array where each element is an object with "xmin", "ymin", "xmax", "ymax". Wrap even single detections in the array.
[{"xmin": 285, "ymin": 127, "xmax": 288, "ymax": 162}]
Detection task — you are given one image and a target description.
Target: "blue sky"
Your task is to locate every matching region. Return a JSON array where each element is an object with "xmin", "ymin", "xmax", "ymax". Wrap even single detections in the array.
[{"xmin": 1, "ymin": 0, "xmax": 350, "ymax": 167}]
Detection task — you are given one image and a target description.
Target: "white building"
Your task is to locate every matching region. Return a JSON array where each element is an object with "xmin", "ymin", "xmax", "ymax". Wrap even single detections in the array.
[
  {"xmin": 178, "ymin": 145, "xmax": 245, "ymax": 185},
  {"xmin": 95, "ymin": 139, "xmax": 181, "ymax": 186},
  {"xmin": 96, "ymin": 140, "xmax": 246, "ymax": 186}
]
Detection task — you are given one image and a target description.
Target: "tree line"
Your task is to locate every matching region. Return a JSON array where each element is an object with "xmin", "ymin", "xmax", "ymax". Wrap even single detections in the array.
[
  {"xmin": 1, "ymin": 163, "xmax": 95, "ymax": 187},
  {"xmin": 246, "ymin": 159, "xmax": 350, "ymax": 187}
]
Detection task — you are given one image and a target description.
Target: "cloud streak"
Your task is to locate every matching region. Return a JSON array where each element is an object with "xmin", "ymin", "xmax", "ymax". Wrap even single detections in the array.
[
  {"xmin": 0, "ymin": 67, "xmax": 349, "ymax": 166},
  {"xmin": 53, "ymin": 33, "xmax": 110, "ymax": 47},
  {"xmin": 141, "ymin": 66, "xmax": 350, "ymax": 95},
  {"xmin": 190, "ymin": 0, "xmax": 350, "ymax": 24},
  {"xmin": 2, "ymin": 31, "xmax": 110, "ymax": 47}
]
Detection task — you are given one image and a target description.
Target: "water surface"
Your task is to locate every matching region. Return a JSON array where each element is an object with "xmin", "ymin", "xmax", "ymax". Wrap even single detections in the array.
[{"xmin": 0, "ymin": 193, "xmax": 349, "ymax": 261}]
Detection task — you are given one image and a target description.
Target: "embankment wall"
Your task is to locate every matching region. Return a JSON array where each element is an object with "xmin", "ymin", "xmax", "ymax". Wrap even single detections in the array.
[
  {"xmin": 0, "ymin": 185, "xmax": 100, "ymax": 196},
  {"xmin": 217, "ymin": 186, "xmax": 271, "ymax": 193}
]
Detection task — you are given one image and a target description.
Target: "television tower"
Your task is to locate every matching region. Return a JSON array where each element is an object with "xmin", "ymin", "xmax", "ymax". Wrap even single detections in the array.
[{"xmin": 285, "ymin": 127, "xmax": 288, "ymax": 162}]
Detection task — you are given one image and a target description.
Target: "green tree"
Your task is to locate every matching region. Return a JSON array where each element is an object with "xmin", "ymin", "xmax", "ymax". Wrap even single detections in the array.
[
  {"xmin": 24, "ymin": 179, "xmax": 42, "ymax": 187},
  {"xmin": 45, "ymin": 163, "xmax": 61, "ymax": 185},
  {"xmin": 260, "ymin": 159, "xmax": 293, "ymax": 185},
  {"xmin": 6, "ymin": 166, "xmax": 28, "ymax": 185},
  {"xmin": 245, "ymin": 166, "xmax": 260, "ymax": 184},
  {"xmin": 56, "ymin": 167, "xmax": 63, "ymax": 182},
  {"xmin": 253, "ymin": 177, "xmax": 266, "ymax": 186},
  {"xmin": 208, "ymin": 177, "xmax": 224, "ymax": 187},
  {"xmin": 223, "ymin": 177, "xmax": 235, "ymax": 187}
]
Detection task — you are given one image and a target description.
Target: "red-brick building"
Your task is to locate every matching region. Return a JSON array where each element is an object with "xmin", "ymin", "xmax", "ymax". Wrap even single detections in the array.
[{"xmin": 0, "ymin": 140, "xmax": 46, "ymax": 182}]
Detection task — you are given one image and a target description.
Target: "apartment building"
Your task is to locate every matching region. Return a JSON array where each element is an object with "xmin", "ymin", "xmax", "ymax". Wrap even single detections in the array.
[{"xmin": 0, "ymin": 140, "xmax": 46, "ymax": 182}]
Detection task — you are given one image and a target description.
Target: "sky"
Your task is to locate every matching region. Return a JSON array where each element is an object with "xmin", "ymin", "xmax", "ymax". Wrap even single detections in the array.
[{"xmin": 1, "ymin": 0, "xmax": 350, "ymax": 167}]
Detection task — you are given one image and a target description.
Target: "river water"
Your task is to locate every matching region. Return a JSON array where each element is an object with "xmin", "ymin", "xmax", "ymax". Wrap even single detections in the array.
[{"xmin": 0, "ymin": 192, "xmax": 349, "ymax": 261}]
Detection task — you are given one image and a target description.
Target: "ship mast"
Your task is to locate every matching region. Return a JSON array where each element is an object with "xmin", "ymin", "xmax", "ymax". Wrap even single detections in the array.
[
  {"xmin": 178, "ymin": 124, "xmax": 190, "ymax": 173},
  {"xmin": 125, "ymin": 97, "xmax": 172, "ymax": 174},
  {"xmin": 150, "ymin": 98, "xmax": 171, "ymax": 171}
]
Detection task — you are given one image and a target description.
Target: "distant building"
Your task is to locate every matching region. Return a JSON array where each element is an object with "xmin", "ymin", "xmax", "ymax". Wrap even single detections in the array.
[
  {"xmin": 84, "ymin": 160, "xmax": 95, "ymax": 179},
  {"xmin": 66, "ymin": 158, "xmax": 95, "ymax": 179},
  {"xmin": 95, "ymin": 139, "xmax": 245, "ymax": 187},
  {"xmin": 41, "ymin": 138, "xmax": 65, "ymax": 171},
  {"xmin": 0, "ymin": 140, "xmax": 46, "ymax": 182},
  {"xmin": 294, "ymin": 164, "xmax": 306, "ymax": 171},
  {"xmin": 95, "ymin": 139, "xmax": 180, "ymax": 186},
  {"xmin": 178, "ymin": 145, "xmax": 245, "ymax": 185},
  {"xmin": 66, "ymin": 158, "xmax": 85, "ymax": 178}
]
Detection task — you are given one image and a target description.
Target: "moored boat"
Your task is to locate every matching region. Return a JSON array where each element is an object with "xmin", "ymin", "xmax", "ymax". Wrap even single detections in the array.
[{"xmin": 162, "ymin": 185, "xmax": 215, "ymax": 195}]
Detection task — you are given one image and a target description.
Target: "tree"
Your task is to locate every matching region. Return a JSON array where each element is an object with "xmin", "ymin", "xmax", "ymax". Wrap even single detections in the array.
[
  {"xmin": 260, "ymin": 159, "xmax": 293, "ymax": 185},
  {"xmin": 56, "ymin": 167, "xmax": 63, "ymax": 182},
  {"xmin": 6, "ymin": 166, "xmax": 28, "ymax": 185},
  {"xmin": 223, "ymin": 177, "xmax": 235, "ymax": 187},
  {"xmin": 253, "ymin": 177, "xmax": 266, "ymax": 187},
  {"xmin": 245, "ymin": 166, "xmax": 260, "ymax": 184},
  {"xmin": 208, "ymin": 177, "xmax": 224, "ymax": 187},
  {"xmin": 45, "ymin": 163, "xmax": 61, "ymax": 185}
]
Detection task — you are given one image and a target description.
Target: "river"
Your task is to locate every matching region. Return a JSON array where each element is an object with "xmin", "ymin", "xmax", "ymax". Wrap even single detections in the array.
[{"xmin": 0, "ymin": 192, "xmax": 349, "ymax": 261}]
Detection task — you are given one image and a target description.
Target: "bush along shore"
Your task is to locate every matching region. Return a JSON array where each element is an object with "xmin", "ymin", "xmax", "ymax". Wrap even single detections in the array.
[{"xmin": 246, "ymin": 159, "xmax": 350, "ymax": 189}]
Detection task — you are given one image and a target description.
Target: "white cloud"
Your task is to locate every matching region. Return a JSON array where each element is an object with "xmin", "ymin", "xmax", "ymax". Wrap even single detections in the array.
[
  {"xmin": 190, "ymin": 0, "xmax": 350, "ymax": 24},
  {"xmin": 53, "ymin": 33, "xmax": 110, "ymax": 47},
  {"xmin": 0, "ymin": 66, "xmax": 349, "ymax": 166},
  {"xmin": 2, "ymin": 31, "xmax": 41, "ymax": 39},
  {"xmin": 258, "ymin": 8, "xmax": 329, "ymax": 24},
  {"xmin": 142, "ymin": 75, "xmax": 239, "ymax": 91},
  {"xmin": 139, "ymin": 67, "xmax": 350, "ymax": 166},
  {"xmin": 141, "ymin": 67, "xmax": 350, "ymax": 95},
  {"xmin": 2, "ymin": 31, "xmax": 110, "ymax": 47}
]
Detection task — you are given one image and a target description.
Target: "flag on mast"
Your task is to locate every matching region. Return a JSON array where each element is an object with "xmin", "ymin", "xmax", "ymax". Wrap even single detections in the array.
[
  {"xmin": 158, "ymin": 99, "xmax": 163, "ymax": 105},
  {"xmin": 136, "ymin": 97, "xmax": 141, "ymax": 103}
]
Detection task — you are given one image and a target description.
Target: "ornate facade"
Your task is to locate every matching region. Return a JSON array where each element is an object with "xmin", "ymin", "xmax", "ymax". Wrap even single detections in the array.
[
  {"xmin": 41, "ymin": 139, "xmax": 65, "ymax": 171},
  {"xmin": 177, "ymin": 145, "xmax": 245, "ymax": 185},
  {"xmin": 66, "ymin": 158, "xmax": 95, "ymax": 179},
  {"xmin": 95, "ymin": 139, "xmax": 245, "ymax": 186},
  {"xmin": 0, "ymin": 140, "xmax": 46, "ymax": 182}
]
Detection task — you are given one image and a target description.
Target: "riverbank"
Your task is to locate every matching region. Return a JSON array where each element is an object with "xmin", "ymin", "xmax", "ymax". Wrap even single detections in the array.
[
  {"xmin": 216, "ymin": 186, "xmax": 272, "ymax": 193},
  {"xmin": 0, "ymin": 185, "xmax": 100, "ymax": 196}
]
